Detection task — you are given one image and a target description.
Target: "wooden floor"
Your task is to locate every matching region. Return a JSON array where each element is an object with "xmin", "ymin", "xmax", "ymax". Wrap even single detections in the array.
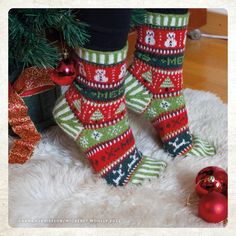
[{"xmin": 184, "ymin": 36, "xmax": 227, "ymax": 103}]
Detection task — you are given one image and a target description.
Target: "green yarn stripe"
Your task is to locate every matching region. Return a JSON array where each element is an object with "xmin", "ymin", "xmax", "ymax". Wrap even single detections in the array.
[
  {"xmin": 75, "ymin": 43, "xmax": 128, "ymax": 65},
  {"xmin": 188, "ymin": 136, "xmax": 216, "ymax": 157},
  {"xmin": 131, "ymin": 157, "xmax": 167, "ymax": 184},
  {"xmin": 77, "ymin": 115, "xmax": 130, "ymax": 151},
  {"xmin": 144, "ymin": 95, "xmax": 186, "ymax": 120},
  {"xmin": 145, "ymin": 12, "xmax": 189, "ymax": 27},
  {"xmin": 53, "ymin": 96, "xmax": 84, "ymax": 140},
  {"xmin": 125, "ymin": 72, "xmax": 152, "ymax": 113}
]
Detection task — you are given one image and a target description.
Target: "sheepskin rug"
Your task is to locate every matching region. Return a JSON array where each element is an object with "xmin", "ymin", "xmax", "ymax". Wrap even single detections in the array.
[{"xmin": 8, "ymin": 89, "xmax": 227, "ymax": 228}]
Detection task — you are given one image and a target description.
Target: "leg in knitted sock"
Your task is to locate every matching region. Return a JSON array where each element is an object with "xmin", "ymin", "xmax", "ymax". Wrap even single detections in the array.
[
  {"xmin": 53, "ymin": 10, "xmax": 166, "ymax": 186},
  {"xmin": 125, "ymin": 9, "xmax": 215, "ymax": 157}
]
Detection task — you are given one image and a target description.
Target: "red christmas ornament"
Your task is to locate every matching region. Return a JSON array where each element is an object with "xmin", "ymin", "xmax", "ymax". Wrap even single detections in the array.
[
  {"xmin": 195, "ymin": 166, "xmax": 227, "ymax": 197},
  {"xmin": 198, "ymin": 192, "xmax": 227, "ymax": 223},
  {"xmin": 51, "ymin": 59, "xmax": 76, "ymax": 86}
]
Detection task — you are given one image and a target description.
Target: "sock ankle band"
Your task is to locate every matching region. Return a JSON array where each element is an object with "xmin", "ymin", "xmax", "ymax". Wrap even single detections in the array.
[
  {"xmin": 145, "ymin": 11, "xmax": 189, "ymax": 28},
  {"xmin": 75, "ymin": 44, "xmax": 128, "ymax": 65}
]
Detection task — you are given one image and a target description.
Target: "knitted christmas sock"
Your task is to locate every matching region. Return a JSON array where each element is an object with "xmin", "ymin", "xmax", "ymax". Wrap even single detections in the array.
[
  {"xmin": 53, "ymin": 45, "xmax": 166, "ymax": 186},
  {"xmin": 125, "ymin": 10, "xmax": 215, "ymax": 157}
]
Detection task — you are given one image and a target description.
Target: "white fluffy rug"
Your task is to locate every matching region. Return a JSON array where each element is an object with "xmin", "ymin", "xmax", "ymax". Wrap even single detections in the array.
[{"xmin": 9, "ymin": 89, "xmax": 227, "ymax": 228}]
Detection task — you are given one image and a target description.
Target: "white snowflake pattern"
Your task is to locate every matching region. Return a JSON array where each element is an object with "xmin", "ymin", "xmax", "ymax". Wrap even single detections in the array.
[
  {"xmin": 147, "ymin": 107, "xmax": 156, "ymax": 118},
  {"xmin": 108, "ymin": 125, "xmax": 122, "ymax": 136},
  {"xmin": 176, "ymin": 96, "xmax": 185, "ymax": 105},
  {"xmin": 91, "ymin": 131, "xmax": 103, "ymax": 141},
  {"xmin": 160, "ymin": 100, "xmax": 171, "ymax": 110},
  {"xmin": 80, "ymin": 137, "xmax": 89, "ymax": 148}
]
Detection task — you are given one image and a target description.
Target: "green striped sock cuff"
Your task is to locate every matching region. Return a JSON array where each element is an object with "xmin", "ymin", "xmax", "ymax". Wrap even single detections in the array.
[
  {"xmin": 145, "ymin": 11, "xmax": 189, "ymax": 28},
  {"xmin": 75, "ymin": 43, "xmax": 128, "ymax": 65},
  {"xmin": 131, "ymin": 156, "xmax": 167, "ymax": 185},
  {"xmin": 188, "ymin": 136, "xmax": 216, "ymax": 157}
]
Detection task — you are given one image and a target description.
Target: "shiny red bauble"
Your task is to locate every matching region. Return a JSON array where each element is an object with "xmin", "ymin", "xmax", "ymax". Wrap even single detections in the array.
[
  {"xmin": 51, "ymin": 59, "xmax": 76, "ymax": 86},
  {"xmin": 195, "ymin": 166, "xmax": 227, "ymax": 197},
  {"xmin": 195, "ymin": 176, "xmax": 224, "ymax": 198},
  {"xmin": 198, "ymin": 192, "xmax": 227, "ymax": 223}
]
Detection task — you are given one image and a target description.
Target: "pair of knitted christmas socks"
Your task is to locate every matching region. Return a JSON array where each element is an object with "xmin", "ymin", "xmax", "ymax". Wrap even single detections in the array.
[{"xmin": 53, "ymin": 9, "xmax": 215, "ymax": 187}]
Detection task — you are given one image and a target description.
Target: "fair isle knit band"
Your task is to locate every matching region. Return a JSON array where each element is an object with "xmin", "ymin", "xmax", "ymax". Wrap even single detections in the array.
[
  {"xmin": 136, "ymin": 26, "xmax": 188, "ymax": 54},
  {"xmin": 75, "ymin": 43, "xmax": 128, "ymax": 65},
  {"xmin": 145, "ymin": 12, "xmax": 189, "ymax": 28},
  {"xmin": 136, "ymin": 11, "xmax": 189, "ymax": 60}
]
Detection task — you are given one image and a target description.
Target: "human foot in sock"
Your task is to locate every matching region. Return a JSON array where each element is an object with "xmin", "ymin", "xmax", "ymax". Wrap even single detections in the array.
[
  {"xmin": 125, "ymin": 10, "xmax": 215, "ymax": 157},
  {"xmin": 53, "ymin": 45, "xmax": 166, "ymax": 186}
]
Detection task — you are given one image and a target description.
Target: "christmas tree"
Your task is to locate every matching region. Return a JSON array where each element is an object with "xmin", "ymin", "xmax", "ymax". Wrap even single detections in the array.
[
  {"xmin": 160, "ymin": 77, "xmax": 174, "ymax": 88},
  {"xmin": 142, "ymin": 70, "xmax": 152, "ymax": 83},
  {"xmin": 90, "ymin": 110, "xmax": 104, "ymax": 121},
  {"xmin": 9, "ymin": 9, "xmax": 90, "ymax": 70}
]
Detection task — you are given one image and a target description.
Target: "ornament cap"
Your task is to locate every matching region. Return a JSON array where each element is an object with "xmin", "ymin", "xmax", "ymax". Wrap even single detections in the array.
[
  {"xmin": 62, "ymin": 49, "xmax": 69, "ymax": 60},
  {"xmin": 208, "ymin": 175, "xmax": 215, "ymax": 183}
]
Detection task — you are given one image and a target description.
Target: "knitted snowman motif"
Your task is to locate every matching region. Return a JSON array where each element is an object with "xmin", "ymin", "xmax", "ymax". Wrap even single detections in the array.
[
  {"xmin": 164, "ymin": 32, "xmax": 177, "ymax": 48},
  {"xmin": 144, "ymin": 30, "xmax": 156, "ymax": 45}
]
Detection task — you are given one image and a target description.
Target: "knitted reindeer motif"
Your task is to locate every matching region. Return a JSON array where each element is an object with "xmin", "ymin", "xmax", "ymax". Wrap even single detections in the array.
[
  {"xmin": 168, "ymin": 137, "xmax": 190, "ymax": 153},
  {"xmin": 112, "ymin": 164, "xmax": 125, "ymax": 186}
]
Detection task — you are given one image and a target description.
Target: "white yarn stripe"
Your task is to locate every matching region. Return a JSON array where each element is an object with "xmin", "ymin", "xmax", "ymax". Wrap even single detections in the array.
[
  {"xmin": 140, "ymin": 163, "xmax": 165, "ymax": 168},
  {"xmin": 109, "ymin": 54, "xmax": 114, "ymax": 64},
  {"xmin": 132, "ymin": 173, "xmax": 158, "ymax": 179},
  {"xmin": 163, "ymin": 16, "xmax": 168, "ymax": 26},
  {"xmin": 92, "ymin": 53, "xmax": 97, "ymax": 63},
  {"xmin": 100, "ymin": 54, "xmax": 105, "ymax": 64},
  {"xmin": 149, "ymin": 14, "xmax": 154, "ymax": 24},
  {"xmin": 170, "ymin": 17, "xmax": 176, "ymax": 26},
  {"xmin": 136, "ymin": 168, "xmax": 162, "ymax": 174},
  {"xmin": 156, "ymin": 15, "xmax": 161, "ymax": 25},
  {"xmin": 178, "ymin": 17, "xmax": 183, "ymax": 26},
  {"xmin": 85, "ymin": 51, "xmax": 89, "ymax": 61}
]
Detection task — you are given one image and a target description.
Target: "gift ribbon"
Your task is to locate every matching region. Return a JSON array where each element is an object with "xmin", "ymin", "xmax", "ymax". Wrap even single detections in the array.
[{"xmin": 9, "ymin": 67, "xmax": 55, "ymax": 164}]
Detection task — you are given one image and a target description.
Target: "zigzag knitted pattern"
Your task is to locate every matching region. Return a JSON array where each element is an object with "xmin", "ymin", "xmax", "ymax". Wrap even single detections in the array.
[
  {"xmin": 53, "ymin": 45, "xmax": 166, "ymax": 186},
  {"xmin": 125, "ymin": 11, "xmax": 215, "ymax": 157}
]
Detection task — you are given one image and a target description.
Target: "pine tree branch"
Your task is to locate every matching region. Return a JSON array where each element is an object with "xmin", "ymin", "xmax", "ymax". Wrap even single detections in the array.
[{"xmin": 9, "ymin": 9, "xmax": 90, "ymax": 68}]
